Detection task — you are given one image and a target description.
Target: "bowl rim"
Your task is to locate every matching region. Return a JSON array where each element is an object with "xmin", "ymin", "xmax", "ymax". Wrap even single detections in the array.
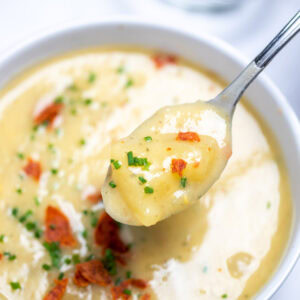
[{"xmin": 0, "ymin": 16, "xmax": 299, "ymax": 299}]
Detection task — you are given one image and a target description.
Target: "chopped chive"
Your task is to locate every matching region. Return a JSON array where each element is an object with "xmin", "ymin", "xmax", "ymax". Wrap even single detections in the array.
[
  {"xmin": 115, "ymin": 277, "xmax": 122, "ymax": 285},
  {"xmin": 43, "ymin": 242, "xmax": 61, "ymax": 268},
  {"xmin": 17, "ymin": 153, "xmax": 24, "ymax": 160},
  {"xmin": 111, "ymin": 159, "xmax": 122, "ymax": 170},
  {"xmin": 58, "ymin": 272, "xmax": 64, "ymax": 280},
  {"xmin": 116, "ymin": 66, "xmax": 125, "ymax": 74},
  {"xmin": 82, "ymin": 229, "xmax": 88, "ymax": 239},
  {"xmin": 4, "ymin": 252, "xmax": 16, "ymax": 261},
  {"xmin": 109, "ymin": 181, "xmax": 117, "ymax": 188},
  {"xmin": 70, "ymin": 108, "xmax": 77, "ymax": 115},
  {"xmin": 25, "ymin": 222, "xmax": 36, "ymax": 231},
  {"xmin": 138, "ymin": 176, "xmax": 147, "ymax": 184},
  {"xmin": 180, "ymin": 177, "xmax": 187, "ymax": 188},
  {"xmin": 19, "ymin": 210, "xmax": 33, "ymax": 223},
  {"xmin": 267, "ymin": 202, "xmax": 271, "ymax": 209},
  {"xmin": 16, "ymin": 188, "xmax": 22, "ymax": 195},
  {"xmin": 42, "ymin": 264, "xmax": 51, "ymax": 271},
  {"xmin": 88, "ymin": 72, "xmax": 96, "ymax": 83},
  {"xmin": 126, "ymin": 270, "xmax": 132, "ymax": 279},
  {"xmin": 79, "ymin": 139, "xmax": 86, "ymax": 146},
  {"xmin": 144, "ymin": 136, "xmax": 152, "ymax": 142},
  {"xmin": 51, "ymin": 168, "xmax": 58, "ymax": 175},
  {"xmin": 82, "ymin": 210, "xmax": 88, "ymax": 216},
  {"xmin": 12, "ymin": 207, "xmax": 19, "ymax": 217},
  {"xmin": 0, "ymin": 234, "xmax": 4, "ymax": 243},
  {"xmin": 50, "ymin": 224, "xmax": 56, "ymax": 230},
  {"xmin": 72, "ymin": 254, "xmax": 81, "ymax": 265},
  {"xmin": 102, "ymin": 249, "xmax": 117, "ymax": 275},
  {"xmin": 10, "ymin": 282, "xmax": 21, "ymax": 290},
  {"xmin": 34, "ymin": 229, "xmax": 43, "ymax": 239},
  {"xmin": 64, "ymin": 258, "xmax": 72, "ymax": 265},
  {"xmin": 48, "ymin": 143, "xmax": 55, "ymax": 151},
  {"xmin": 54, "ymin": 96, "xmax": 64, "ymax": 104},
  {"xmin": 34, "ymin": 196, "xmax": 40, "ymax": 206},
  {"xmin": 221, "ymin": 294, "xmax": 228, "ymax": 299},
  {"xmin": 123, "ymin": 289, "xmax": 132, "ymax": 296},
  {"xmin": 84, "ymin": 98, "xmax": 93, "ymax": 105},
  {"xmin": 127, "ymin": 151, "xmax": 134, "ymax": 166},
  {"xmin": 125, "ymin": 78, "xmax": 134, "ymax": 89},
  {"xmin": 144, "ymin": 186, "xmax": 154, "ymax": 194}
]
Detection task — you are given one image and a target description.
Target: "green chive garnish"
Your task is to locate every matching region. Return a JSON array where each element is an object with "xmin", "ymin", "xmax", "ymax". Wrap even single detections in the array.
[
  {"xmin": 138, "ymin": 176, "xmax": 147, "ymax": 184},
  {"xmin": 42, "ymin": 264, "xmax": 51, "ymax": 271},
  {"xmin": 10, "ymin": 282, "xmax": 21, "ymax": 290},
  {"xmin": 125, "ymin": 78, "xmax": 134, "ymax": 88},
  {"xmin": 144, "ymin": 186, "xmax": 154, "ymax": 194},
  {"xmin": 111, "ymin": 159, "xmax": 122, "ymax": 169},
  {"xmin": 180, "ymin": 177, "xmax": 187, "ymax": 188},
  {"xmin": 84, "ymin": 98, "xmax": 93, "ymax": 105},
  {"xmin": 109, "ymin": 181, "xmax": 117, "ymax": 188},
  {"xmin": 88, "ymin": 72, "xmax": 96, "ymax": 83},
  {"xmin": 144, "ymin": 136, "xmax": 152, "ymax": 142}
]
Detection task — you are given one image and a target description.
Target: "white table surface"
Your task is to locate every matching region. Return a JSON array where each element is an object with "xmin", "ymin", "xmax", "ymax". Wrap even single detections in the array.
[{"xmin": 0, "ymin": 1, "xmax": 299, "ymax": 299}]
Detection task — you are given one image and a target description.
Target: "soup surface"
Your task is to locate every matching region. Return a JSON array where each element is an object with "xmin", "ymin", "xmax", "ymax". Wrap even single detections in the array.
[{"xmin": 0, "ymin": 49, "xmax": 292, "ymax": 300}]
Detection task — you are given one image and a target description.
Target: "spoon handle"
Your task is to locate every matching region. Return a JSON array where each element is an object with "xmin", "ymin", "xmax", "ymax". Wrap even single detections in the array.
[{"xmin": 212, "ymin": 10, "xmax": 300, "ymax": 115}]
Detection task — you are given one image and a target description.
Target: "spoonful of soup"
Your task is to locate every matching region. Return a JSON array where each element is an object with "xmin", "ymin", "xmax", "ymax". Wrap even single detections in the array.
[{"xmin": 102, "ymin": 11, "xmax": 300, "ymax": 226}]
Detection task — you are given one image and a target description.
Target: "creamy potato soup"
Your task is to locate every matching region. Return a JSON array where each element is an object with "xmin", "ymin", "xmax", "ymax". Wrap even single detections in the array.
[{"xmin": 0, "ymin": 49, "xmax": 292, "ymax": 300}]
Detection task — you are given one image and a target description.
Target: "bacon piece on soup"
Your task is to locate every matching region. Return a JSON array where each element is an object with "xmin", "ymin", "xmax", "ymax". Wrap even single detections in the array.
[
  {"xmin": 125, "ymin": 278, "xmax": 148, "ymax": 289},
  {"xmin": 23, "ymin": 158, "xmax": 42, "ymax": 181},
  {"xmin": 34, "ymin": 102, "xmax": 63, "ymax": 128},
  {"xmin": 171, "ymin": 158, "xmax": 187, "ymax": 177},
  {"xmin": 45, "ymin": 206, "xmax": 76, "ymax": 247},
  {"xmin": 140, "ymin": 294, "xmax": 151, "ymax": 300},
  {"xmin": 43, "ymin": 278, "xmax": 68, "ymax": 300},
  {"xmin": 94, "ymin": 212, "xmax": 128, "ymax": 254},
  {"xmin": 152, "ymin": 53, "xmax": 177, "ymax": 69},
  {"xmin": 176, "ymin": 131, "xmax": 200, "ymax": 142},
  {"xmin": 87, "ymin": 192, "xmax": 103, "ymax": 204},
  {"xmin": 73, "ymin": 260, "xmax": 111, "ymax": 287}
]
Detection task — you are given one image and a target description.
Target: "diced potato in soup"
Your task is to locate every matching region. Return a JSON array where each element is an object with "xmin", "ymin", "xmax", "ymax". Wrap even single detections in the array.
[{"xmin": 0, "ymin": 49, "xmax": 292, "ymax": 300}]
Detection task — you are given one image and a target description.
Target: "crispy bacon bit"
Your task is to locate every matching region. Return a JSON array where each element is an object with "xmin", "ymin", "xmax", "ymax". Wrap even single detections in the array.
[
  {"xmin": 152, "ymin": 53, "xmax": 177, "ymax": 69},
  {"xmin": 0, "ymin": 253, "xmax": 2, "ymax": 261},
  {"xmin": 125, "ymin": 278, "xmax": 148, "ymax": 289},
  {"xmin": 87, "ymin": 192, "xmax": 103, "ymax": 204},
  {"xmin": 140, "ymin": 294, "xmax": 151, "ymax": 300},
  {"xmin": 94, "ymin": 212, "xmax": 128, "ymax": 254},
  {"xmin": 34, "ymin": 103, "xmax": 63, "ymax": 128},
  {"xmin": 45, "ymin": 206, "xmax": 76, "ymax": 247},
  {"xmin": 43, "ymin": 278, "xmax": 68, "ymax": 300},
  {"xmin": 171, "ymin": 158, "xmax": 187, "ymax": 177},
  {"xmin": 111, "ymin": 285, "xmax": 130, "ymax": 300},
  {"xmin": 176, "ymin": 132, "xmax": 200, "ymax": 142},
  {"xmin": 73, "ymin": 260, "xmax": 111, "ymax": 287},
  {"xmin": 23, "ymin": 158, "xmax": 42, "ymax": 181}
]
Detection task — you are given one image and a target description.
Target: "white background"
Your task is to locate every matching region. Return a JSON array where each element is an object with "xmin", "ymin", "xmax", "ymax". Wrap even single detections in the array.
[{"xmin": 0, "ymin": 0, "xmax": 299, "ymax": 298}]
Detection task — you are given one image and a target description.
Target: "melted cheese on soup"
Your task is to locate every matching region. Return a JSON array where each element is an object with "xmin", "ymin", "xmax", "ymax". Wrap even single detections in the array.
[{"xmin": 0, "ymin": 49, "xmax": 292, "ymax": 300}]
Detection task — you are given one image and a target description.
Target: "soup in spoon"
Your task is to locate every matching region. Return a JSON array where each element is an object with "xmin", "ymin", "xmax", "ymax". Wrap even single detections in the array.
[{"xmin": 103, "ymin": 102, "xmax": 231, "ymax": 226}]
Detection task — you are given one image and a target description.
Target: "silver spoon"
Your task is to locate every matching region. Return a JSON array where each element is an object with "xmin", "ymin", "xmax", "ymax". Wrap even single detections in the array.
[
  {"xmin": 210, "ymin": 10, "xmax": 300, "ymax": 116},
  {"xmin": 103, "ymin": 11, "xmax": 300, "ymax": 226}
]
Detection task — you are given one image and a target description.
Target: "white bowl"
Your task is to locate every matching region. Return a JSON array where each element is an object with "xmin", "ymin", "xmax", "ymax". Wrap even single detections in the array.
[{"xmin": 0, "ymin": 18, "xmax": 299, "ymax": 299}]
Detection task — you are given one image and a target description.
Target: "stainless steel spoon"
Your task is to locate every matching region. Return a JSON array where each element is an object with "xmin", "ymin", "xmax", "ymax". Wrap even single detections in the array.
[
  {"xmin": 103, "ymin": 11, "xmax": 300, "ymax": 226},
  {"xmin": 210, "ymin": 10, "xmax": 300, "ymax": 116}
]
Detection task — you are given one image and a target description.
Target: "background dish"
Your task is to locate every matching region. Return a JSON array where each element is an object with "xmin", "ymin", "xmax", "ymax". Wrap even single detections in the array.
[{"xmin": 0, "ymin": 19, "xmax": 298, "ymax": 299}]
